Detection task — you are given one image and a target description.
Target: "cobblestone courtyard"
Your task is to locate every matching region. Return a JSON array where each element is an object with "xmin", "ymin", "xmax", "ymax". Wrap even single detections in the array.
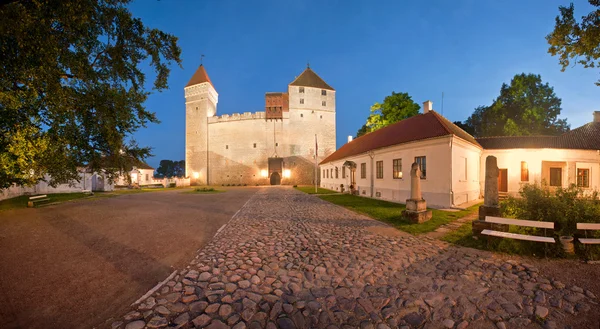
[{"xmin": 109, "ymin": 187, "xmax": 598, "ymax": 329}]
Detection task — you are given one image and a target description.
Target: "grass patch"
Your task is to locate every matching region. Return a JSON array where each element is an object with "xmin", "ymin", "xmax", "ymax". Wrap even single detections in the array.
[
  {"xmin": 184, "ymin": 187, "xmax": 224, "ymax": 194},
  {"xmin": 0, "ymin": 192, "xmax": 101, "ymax": 211},
  {"xmin": 318, "ymin": 194, "xmax": 480, "ymax": 234},
  {"xmin": 294, "ymin": 186, "xmax": 339, "ymax": 195}
]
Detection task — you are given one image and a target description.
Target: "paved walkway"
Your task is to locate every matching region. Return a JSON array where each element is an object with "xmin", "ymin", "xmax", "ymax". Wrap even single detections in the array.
[
  {"xmin": 423, "ymin": 212, "xmax": 479, "ymax": 240},
  {"xmin": 109, "ymin": 187, "xmax": 597, "ymax": 329}
]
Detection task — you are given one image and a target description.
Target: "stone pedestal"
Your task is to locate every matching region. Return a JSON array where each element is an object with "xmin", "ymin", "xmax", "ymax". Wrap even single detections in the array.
[
  {"xmin": 478, "ymin": 205, "xmax": 501, "ymax": 221},
  {"xmin": 403, "ymin": 199, "xmax": 432, "ymax": 224}
]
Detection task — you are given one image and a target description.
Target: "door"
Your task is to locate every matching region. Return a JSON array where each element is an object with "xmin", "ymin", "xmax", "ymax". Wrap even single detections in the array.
[
  {"xmin": 270, "ymin": 172, "xmax": 281, "ymax": 185},
  {"xmin": 498, "ymin": 169, "xmax": 508, "ymax": 193}
]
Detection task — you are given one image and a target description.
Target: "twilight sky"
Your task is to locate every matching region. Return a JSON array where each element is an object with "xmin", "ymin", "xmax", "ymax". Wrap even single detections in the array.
[{"xmin": 128, "ymin": 0, "xmax": 599, "ymax": 169}]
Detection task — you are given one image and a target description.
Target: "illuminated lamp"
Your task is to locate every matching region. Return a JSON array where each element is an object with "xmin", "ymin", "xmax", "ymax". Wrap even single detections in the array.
[
  {"xmin": 283, "ymin": 169, "xmax": 291, "ymax": 178},
  {"xmin": 260, "ymin": 170, "xmax": 268, "ymax": 178},
  {"xmin": 193, "ymin": 172, "xmax": 200, "ymax": 179}
]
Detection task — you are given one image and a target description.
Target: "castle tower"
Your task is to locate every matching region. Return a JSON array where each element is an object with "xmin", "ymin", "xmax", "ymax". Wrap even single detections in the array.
[{"xmin": 185, "ymin": 64, "xmax": 218, "ymax": 185}]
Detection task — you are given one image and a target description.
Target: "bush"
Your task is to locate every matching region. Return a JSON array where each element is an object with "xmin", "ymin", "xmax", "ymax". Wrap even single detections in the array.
[
  {"xmin": 500, "ymin": 182, "xmax": 600, "ymax": 258},
  {"xmin": 168, "ymin": 183, "xmax": 176, "ymax": 188},
  {"xmin": 194, "ymin": 187, "xmax": 215, "ymax": 192},
  {"xmin": 293, "ymin": 185, "xmax": 298, "ymax": 187}
]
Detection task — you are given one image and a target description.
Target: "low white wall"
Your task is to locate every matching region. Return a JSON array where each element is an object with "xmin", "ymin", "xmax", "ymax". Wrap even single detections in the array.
[{"xmin": 0, "ymin": 173, "xmax": 93, "ymax": 201}]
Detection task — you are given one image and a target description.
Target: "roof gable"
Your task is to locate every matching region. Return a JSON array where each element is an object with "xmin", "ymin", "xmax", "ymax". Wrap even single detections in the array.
[
  {"xmin": 186, "ymin": 64, "xmax": 213, "ymax": 88},
  {"xmin": 320, "ymin": 111, "xmax": 480, "ymax": 165},
  {"xmin": 289, "ymin": 67, "xmax": 334, "ymax": 90}
]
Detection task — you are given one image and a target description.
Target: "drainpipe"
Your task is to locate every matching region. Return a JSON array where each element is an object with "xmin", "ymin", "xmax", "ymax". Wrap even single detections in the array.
[
  {"xmin": 369, "ymin": 151, "xmax": 375, "ymax": 197},
  {"xmin": 449, "ymin": 137, "xmax": 454, "ymax": 207}
]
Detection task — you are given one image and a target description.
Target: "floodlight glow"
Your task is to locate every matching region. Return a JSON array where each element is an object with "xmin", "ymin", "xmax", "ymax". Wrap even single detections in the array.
[
  {"xmin": 283, "ymin": 169, "xmax": 291, "ymax": 178},
  {"xmin": 193, "ymin": 172, "xmax": 200, "ymax": 179},
  {"xmin": 260, "ymin": 170, "xmax": 268, "ymax": 178}
]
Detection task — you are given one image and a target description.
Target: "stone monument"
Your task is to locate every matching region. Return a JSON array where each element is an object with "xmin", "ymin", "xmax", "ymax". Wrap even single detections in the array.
[
  {"xmin": 402, "ymin": 162, "xmax": 432, "ymax": 223},
  {"xmin": 472, "ymin": 155, "xmax": 506, "ymax": 235}
]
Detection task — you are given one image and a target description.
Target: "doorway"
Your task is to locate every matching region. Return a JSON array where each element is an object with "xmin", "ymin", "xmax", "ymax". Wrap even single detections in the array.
[
  {"xmin": 498, "ymin": 169, "xmax": 508, "ymax": 193},
  {"xmin": 270, "ymin": 172, "xmax": 281, "ymax": 185}
]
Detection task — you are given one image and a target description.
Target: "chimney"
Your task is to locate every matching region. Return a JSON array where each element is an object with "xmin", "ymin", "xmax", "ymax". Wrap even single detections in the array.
[
  {"xmin": 423, "ymin": 100, "xmax": 432, "ymax": 114},
  {"xmin": 594, "ymin": 111, "xmax": 600, "ymax": 123},
  {"xmin": 348, "ymin": 135, "xmax": 353, "ymax": 143}
]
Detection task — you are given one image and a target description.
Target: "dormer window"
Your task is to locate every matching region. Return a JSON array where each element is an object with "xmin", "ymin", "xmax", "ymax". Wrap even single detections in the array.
[
  {"xmin": 321, "ymin": 90, "xmax": 327, "ymax": 96},
  {"xmin": 299, "ymin": 87, "xmax": 305, "ymax": 93}
]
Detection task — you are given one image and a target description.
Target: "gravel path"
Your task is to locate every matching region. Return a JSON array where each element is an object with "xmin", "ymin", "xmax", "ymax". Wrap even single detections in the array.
[{"xmin": 109, "ymin": 187, "xmax": 598, "ymax": 329}]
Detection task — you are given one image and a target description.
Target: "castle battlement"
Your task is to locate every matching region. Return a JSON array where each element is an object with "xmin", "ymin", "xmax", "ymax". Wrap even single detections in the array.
[{"xmin": 208, "ymin": 111, "xmax": 266, "ymax": 123}]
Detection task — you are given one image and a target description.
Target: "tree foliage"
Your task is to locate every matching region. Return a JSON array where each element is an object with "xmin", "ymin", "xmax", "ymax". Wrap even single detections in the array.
[
  {"xmin": 0, "ymin": 0, "xmax": 182, "ymax": 189},
  {"xmin": 356, "ymin": 92, "xmax": 420, "ymax": 138},
  {"xmin": 463, "ymin": 73, "xmax": 569, "ymax": 137},
  {"xmin": 155, "ymin": 160, "xmax": 185, "ymax": 178},
  {"xmin": 547, "ymin": 1, "xmax": 600, "ymax": 86}
]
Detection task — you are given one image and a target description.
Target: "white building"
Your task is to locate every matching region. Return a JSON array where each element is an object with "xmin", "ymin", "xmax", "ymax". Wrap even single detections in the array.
[{"xmin": 319, "ymin": 102, "xmax": 600, "ymax": 209}]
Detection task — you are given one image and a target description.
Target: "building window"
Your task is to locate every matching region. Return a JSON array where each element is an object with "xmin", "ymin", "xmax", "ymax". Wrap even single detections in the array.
[
  {"xmin": 361, "ymin": 163, "xmax": 366, "ymax": 179},
  {"xmin": 550, "ymin": 167, "xmax": 562, "ymax": 187},
  {"xmin": 577, "ymin": 168, "xmax": 590, "ymax": 188},
  {"xmin": 415, "ymin": 156, "xmax": 426, "ymax": 179},
  {"xmin": 322, "ymin": 101, "xmax": 326, "ymax": 106},
  {"xmin": 342, "ymin": 166, "xmax": 346, "ymax": 179},
  {"xmin": 320, "ymin": 115, "xmax": 322, "ymax": 119},
  {"xmin": 276, "ymin": 142, "xmax": 278, "ymax": 147},
  {"xmin": 145, "ymin": 174, "xmax": 149, "ymax": 181},
  {"xmin": 376, "ymin": 161, "xmax": 383, "ymax": 179},
  {"xmin": 226, "ymin": 145, "xmax": 228, "ymax": 149},
  {"xmin": 335, "ymin": 167, "xmax": 339, "ymax": 179},
  {"xmin": 521, "ymin": 161, "xmax": 529, "ymax": 182},
  {"xmin": 300, "ymin": 98, "xmax": 304, "ymax": 104},
  {"xmin": 253, "ymin": 143, "xmax": 256, "ymax": 148},
  {"xmin": 300, "ymin": 113, "xmax": 303, "ymax": 118},
  {"xmin": 393, "ymin": 159, "xmax": 402, "ymax": 179},
  {"xmin": 321, "ymin": 90, "xmax": 327, "ymax": 96},
  {"xmin": 299, "ymin": 87, "xmax": 304, "ymax": 93}
]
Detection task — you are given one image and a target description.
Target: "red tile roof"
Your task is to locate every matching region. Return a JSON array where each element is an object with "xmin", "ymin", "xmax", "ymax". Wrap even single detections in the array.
[
  {"xmin": 289, "ymin": 67, "xmax": 334, "ymax": 90},
  {"xmin": 320, "ymin": 111, "xmax": 480, "ymax": 165},
  {"xmin": 186, "ymin": 64, "xmax": 213, "ymax": 88}
]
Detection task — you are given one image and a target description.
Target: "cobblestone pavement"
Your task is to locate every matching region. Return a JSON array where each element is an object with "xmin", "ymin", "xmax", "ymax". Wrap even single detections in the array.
[
  {"xmin": 109, "ymin": 187, "xmax": 597, "ymax": 329},
  {"xmin": 423, "ymin": 213, "xmax": 479, "ymax": 240}
]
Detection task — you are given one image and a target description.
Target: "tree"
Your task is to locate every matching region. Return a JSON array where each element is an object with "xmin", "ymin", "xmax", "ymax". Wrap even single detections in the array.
[
  {"xmin": 356, "ymin": 92, "xmax": 420, "ymax": 137},
  {"xmin": 453, "ymin": 121, "xmax": 475, "ymax": 135},
  {"xmin": 0, "ymin": 0, "xmax": 182, "ymax": 189},
  {"xmin": 464, "ymin": 73, "xmax": 569, "ymax": 137},
  {"xmin": 155, "ymin": 160, "xmax": 185, "ymax": 178},
  {"xmin": 547, "ymin": 1, "xmax": 600, "ymax": 86}
]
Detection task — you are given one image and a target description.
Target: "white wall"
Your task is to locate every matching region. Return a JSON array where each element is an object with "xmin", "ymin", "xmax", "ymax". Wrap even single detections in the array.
[
  {"xmin": 482, "ymin": 148, "xmax": 600, "ymax": 196},
  {"xmin": 451, "ymin": 138, "xmax": 483, "ymax": 205},
  {"xmin": 320, "ymin": 136, "xmax": 482, "ymax": 208},
  {"xmin": 0, "ymin": 172, "xmax": 94, "ymax": 201}
]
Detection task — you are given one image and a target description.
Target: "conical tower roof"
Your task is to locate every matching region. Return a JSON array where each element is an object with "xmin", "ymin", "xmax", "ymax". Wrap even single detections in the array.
[
  {"xmin": 186, "ymin": 64, "xmax": 213, "ymax": 88},
  {"xmin": 289, "ymin": 67, "xmax": 334, "ymax": 90}
]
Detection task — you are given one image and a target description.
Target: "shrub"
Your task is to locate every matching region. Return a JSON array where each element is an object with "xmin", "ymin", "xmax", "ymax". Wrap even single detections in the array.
[
  {"xmin": 194, "ymin": 187, "xmax": 215, "ymax": 192},
  {"xmin": 168, "ymin": 183, "xmax": 176, "ymax": 188},
  {"xmin": 293, "ymin": 185, "xmax": 297, "ymax": 187},
  {"xmin": 500, "ymin": 182, "xmax": 600, "ymax": 258}
]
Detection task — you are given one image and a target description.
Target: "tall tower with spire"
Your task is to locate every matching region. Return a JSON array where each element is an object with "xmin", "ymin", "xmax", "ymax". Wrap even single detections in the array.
[{"xmin": 184, "ymin": 64, "xmax": 218, "ymax": 185}]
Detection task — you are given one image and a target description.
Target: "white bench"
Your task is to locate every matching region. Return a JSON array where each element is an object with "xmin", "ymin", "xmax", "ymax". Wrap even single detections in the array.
[
  {"xmin": 82, "ymin": 189, "xmax": 93, "ymax": 195},
  {"xmin": 27, "ymin": 194, "xmax": 50, "ymax": 208},
  {"xmin": 577, "ymin": 223, "xmax": 600, "ymax": 245},
  {"xmin": 481, "ymin": 216, "xmax": 555, "ymax": 243}
]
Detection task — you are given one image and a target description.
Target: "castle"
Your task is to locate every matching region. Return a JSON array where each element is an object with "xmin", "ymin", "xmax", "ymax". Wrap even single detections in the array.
[{"xmin": 185, "ymin": 64, "xmax": 336, "ymax": 185}]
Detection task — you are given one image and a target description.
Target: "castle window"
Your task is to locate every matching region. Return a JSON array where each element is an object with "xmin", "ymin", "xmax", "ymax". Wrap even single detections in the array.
[
  {"xmin": 253, "ymin": 143, "xmax": 257, "ymax": 148},
  {"xmin": 300, "ymin": 98, "xmax": 304, "ymax": 104},
  {"xmin": 322, "ymin": 101, "xmax": 326, "ymax": 106},
  {"xmin": 321, "ymin": 90, "xmax": 327, "ymax": 96},
  {"xmin": 196, "ymin": 107, "xmax": 198, "ymax": 110},
  {"xmin": 320, "ymin": 115, "xmax": 322, "ymax": 119},
  {"xmin": 276, "ymin": 143, "xmax": 278, "ymax": 147},
  {"xmin": 300, "ymin": 113, "xmax": 303, "ymax": 118},
  {"xmin": 226, "ymin": 145, "xmax": 228, "ymax": 149},
  {"xmin": 299, "ymin": 87, "xmax": 304, "ymax": 93}
]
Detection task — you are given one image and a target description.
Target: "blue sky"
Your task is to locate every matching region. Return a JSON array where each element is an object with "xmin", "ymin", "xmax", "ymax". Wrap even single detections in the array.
[{"xmin": 128, "ymin": 0, "xmax": 599, "ymax": 169}]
